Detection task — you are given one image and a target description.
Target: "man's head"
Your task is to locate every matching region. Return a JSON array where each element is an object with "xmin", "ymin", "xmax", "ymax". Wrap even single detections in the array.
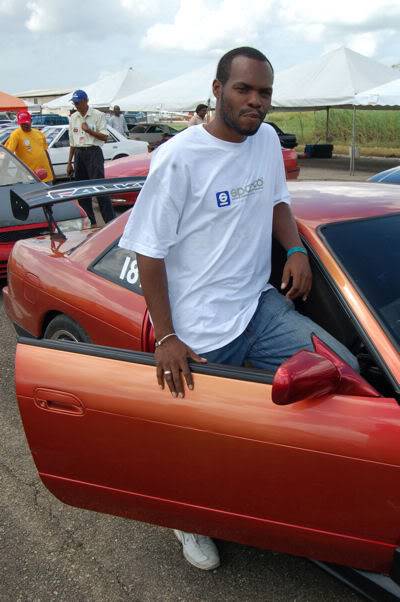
[
  {"xmin": 70, "ymin": 89, "xmax": 89, "ymax": 115},
  {"xmin": 213, "ymin": 47, "xmax": 274, "ymax": 137},
  {"xmin": 113, "ymin": 105, "xmax": 121, "ymax": 116},
  {"xmin": 17, "ymin": 110, "xmax": 32, "ymax": 132},
  {"xmin": 195, "ymin": 104, "xmax": 208, "ymax": 120}
]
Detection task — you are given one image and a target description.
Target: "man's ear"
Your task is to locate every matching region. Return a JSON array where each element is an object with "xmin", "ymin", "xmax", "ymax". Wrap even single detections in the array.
[{"xmin": 212, "ymin": 79, "xmax": 222, "ymax": 100}]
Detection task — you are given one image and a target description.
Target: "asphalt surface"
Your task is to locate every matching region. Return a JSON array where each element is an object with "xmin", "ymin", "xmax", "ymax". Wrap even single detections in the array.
[{"xmin": 0, "ymin": 284, "xmax": 363, "ymax": 602}]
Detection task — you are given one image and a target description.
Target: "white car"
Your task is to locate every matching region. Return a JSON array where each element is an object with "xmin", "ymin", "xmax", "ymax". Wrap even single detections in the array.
[{"xmin": 41, "ymin": 125, "xmax": 147, "ymax": 179}]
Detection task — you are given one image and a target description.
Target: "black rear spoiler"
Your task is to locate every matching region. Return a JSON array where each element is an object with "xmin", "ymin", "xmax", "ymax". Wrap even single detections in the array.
[{"xmin": 11, "ymin": 176, "xmax": 146, "ymax": 221}]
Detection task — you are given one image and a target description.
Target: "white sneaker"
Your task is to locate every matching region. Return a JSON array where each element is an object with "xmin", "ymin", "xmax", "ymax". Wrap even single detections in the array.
[{"xmin": 174, "ymin": 530, "xmax": 220, "ymax": 570}]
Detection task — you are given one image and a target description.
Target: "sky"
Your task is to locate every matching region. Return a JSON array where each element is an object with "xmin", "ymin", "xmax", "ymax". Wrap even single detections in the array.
[{"xmin": 1, "ymin": 0, "xmax": 399, "ymax": 93}]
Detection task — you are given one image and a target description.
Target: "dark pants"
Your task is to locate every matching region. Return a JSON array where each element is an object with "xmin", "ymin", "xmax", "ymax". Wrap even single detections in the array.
[{"xmin": 74, "ymin": 146, "xmax": 115, "ymax": 226}]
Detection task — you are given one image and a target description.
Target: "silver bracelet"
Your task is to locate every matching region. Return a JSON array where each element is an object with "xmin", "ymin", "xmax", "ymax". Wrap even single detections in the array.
[{"xmin": 155, "ymin": 333, "xmax": 177, "ymax": 348}]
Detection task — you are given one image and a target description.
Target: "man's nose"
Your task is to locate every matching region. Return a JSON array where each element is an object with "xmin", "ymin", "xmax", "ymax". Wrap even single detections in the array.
[{"xmin": 247, "ymin": 91, "xmax": 263, "ymax": 107}]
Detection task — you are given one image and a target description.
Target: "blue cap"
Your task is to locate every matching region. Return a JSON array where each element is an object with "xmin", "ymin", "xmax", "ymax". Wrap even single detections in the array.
[{"xmin": 70, "ymin": 89, "xmax": 88, "ymax": 103}]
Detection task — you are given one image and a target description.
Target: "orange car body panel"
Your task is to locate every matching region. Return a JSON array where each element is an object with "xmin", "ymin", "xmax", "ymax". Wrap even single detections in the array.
[{"xmin": 15, "ymin": 343, "xmax": 400, "ymax": 573}]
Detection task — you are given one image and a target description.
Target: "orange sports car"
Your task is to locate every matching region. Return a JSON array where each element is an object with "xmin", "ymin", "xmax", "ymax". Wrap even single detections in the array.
[{"xmin": 4, "ymin": 179, "xmax": 400, "ymax": 599}]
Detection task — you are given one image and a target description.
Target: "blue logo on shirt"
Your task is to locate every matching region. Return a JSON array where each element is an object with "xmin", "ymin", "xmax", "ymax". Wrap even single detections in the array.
[{"xmin": 216, "ymin": 190, "xmax": 231, "ymax": 207}]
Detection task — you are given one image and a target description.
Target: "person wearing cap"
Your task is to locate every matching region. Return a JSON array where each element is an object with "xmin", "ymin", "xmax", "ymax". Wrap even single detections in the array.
[
  {"xmin": 5, "ymin": 111, "xmax": 54, "ymax": 183},
  {"xmin": 67, "ymin": 89, "xmax": 115, "ymax": 226}
]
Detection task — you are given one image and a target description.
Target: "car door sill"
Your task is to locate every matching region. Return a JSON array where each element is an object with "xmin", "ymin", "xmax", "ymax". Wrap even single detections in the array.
[
  {"xmin": 313, "ymin": 560, "xmax": 400, "ymax": 601},
  {"xmin": 17, "ymin": 337, "xmax": 274, "ymax": 384}
]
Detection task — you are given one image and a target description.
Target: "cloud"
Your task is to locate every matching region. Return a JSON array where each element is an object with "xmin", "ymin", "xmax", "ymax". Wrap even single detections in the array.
[
  {"xmin": 1, "ymin": 0, "xmax": 399, "ymax": 93},
  {"xmin": 142, "ymin": 0, "xmax": 274, "ymax": 52}
]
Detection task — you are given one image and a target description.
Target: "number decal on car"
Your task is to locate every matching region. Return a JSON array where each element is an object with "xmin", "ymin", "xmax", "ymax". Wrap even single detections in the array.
[{"xmin": 119, "ymin": 256, "xmax": 140, "ymax": 285}]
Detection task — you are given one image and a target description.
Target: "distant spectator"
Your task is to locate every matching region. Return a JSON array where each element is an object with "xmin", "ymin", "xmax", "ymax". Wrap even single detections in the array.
[
  {"xmin": 188, "ymin": 104, "xmax": 208, "ymax": 126},
  {"xmin": 108, "ymin": 105, "xmax": 129, "ymax": 136},
  {"xmin": 67, "ymin": 89, "xmax": 115, "ymax": 226},
  {"xmin": 5, "ymin": 111, "xmax": 54, "ymax": 183}
]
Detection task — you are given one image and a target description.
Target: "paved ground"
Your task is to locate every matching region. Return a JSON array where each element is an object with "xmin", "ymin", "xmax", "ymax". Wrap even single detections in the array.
[
  {"xmin": 298, "ymin": 154, "xmax": 398, "ymax": 182},
  {"xmin": 1, "ymin": 157, "xmax": 386, "ymax": 601}
]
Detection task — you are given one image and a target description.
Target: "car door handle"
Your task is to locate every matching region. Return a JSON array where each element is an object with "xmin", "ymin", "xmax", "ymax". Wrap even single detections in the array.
[{"xmin": 34, "ymin": 388, "xmax": 85, "ymax": 416}]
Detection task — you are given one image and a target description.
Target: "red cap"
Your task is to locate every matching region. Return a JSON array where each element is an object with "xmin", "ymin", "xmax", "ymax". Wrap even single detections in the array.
[{"xmin": 17, "ymin": 111, "xmax": 32, "ymax": 125}]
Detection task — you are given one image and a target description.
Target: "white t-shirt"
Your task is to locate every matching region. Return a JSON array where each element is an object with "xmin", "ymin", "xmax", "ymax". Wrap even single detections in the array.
[{"xmin": 119, "ymin": 123, "xmax": 290, "ymax": 353}]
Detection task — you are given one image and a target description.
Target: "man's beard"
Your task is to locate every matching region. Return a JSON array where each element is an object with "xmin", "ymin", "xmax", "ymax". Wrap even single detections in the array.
[{"xmin": 220, "ymin": 91, "xmax": 266, "ymax": 137}]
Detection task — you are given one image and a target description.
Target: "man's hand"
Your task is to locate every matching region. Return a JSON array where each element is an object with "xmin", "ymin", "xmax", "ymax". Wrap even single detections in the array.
[
  {"xmin": 281, "ymin": 253, "xmax": 312, "ymax": 301},
  {"xmin": 66, "ymin": 162, "xmax": 74, "ymax": 177},
  {"xmin": 81, "ymin": 122, "xmax": 91, "ymax": 133},
  {"xmin": 155, "ymin": 336, "xmax": 207, "ymax": 398}
]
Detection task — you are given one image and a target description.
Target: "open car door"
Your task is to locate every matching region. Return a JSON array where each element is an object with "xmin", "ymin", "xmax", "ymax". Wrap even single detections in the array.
[{"xmin": 15, "ymin": 338, "xmax": 400, "ymax": 575}]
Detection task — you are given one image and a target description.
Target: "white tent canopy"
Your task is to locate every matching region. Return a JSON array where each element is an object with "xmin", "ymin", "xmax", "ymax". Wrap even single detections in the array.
[
  {"xmin": 272, "ymin": 47, "xmax": 398, "ymax": 109},
  {"xmin": 116, "ymin": 63, "xmax": 216, "ymax": 112},
  {"xmin": 354, "ymin": 77, "xmax": 400, "ymax": 107},
  {"xmin": 43, "ymin": 67, "xmax": 152, "ymax": 110}
]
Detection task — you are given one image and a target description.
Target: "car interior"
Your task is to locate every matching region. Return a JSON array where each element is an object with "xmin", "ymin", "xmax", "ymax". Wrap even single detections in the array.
[{"xmin": 270, "ymin": 238, "xmax": 397, "ymax": 398}]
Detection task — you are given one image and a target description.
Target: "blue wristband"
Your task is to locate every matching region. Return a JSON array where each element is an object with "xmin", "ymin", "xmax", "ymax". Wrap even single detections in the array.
[{"xmin": 287, "ymin": 246, "xmax": 307, "ymax": 258}]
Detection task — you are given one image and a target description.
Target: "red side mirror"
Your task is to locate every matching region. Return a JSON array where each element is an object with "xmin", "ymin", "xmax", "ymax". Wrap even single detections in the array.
[
  {"xmin": 35, "ymin": 168, "xmax": 48, "ymax": 181},
  {"xmin": 272, "ymin": 336, "xmax": 380, "ymax": 406},
  {"xmin": 272, "ymin": 350, "xmax": 340, "ymax": 405}
]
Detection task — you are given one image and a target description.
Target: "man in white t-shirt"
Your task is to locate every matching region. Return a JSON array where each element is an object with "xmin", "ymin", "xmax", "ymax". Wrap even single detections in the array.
[
  {"xmin": 119, "ymin": 47, "xmax": 357, "ymax": 571},
  {"xmin": 188, "ymin": 103, "xmax": 208, "ymax": 126},
  {"xmin": 108, "ymin": 105, "xmax": 129, "ymax": 136}
]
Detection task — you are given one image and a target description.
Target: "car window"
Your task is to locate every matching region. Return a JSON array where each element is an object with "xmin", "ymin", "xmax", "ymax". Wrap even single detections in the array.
[
  {"xmin": 132, "ymin": 126, "xmax": 146, "ymax": 133},
  {"xmin": 0, "ymin": 147, "xmax": 36, "ymax": 185},
  {"xmin": 53, "ymin": 130, "xmax": 70, "ymax": 148},
  {"xmin": 148, "ymin": 125, "xmax": 164, "ymax": 133},
  {"xmin": 321, "ymin": 214, "xmax": 400, "ymax": 350},
  {"xmin": 90, "ymin": 240, "xmax": 142, "ymax": 295},
  {"xmin": 44, "ymin": 128, "xmax": 63, "ymax": 145},
  {"xmin": 106, "ymin": 129, "xmax": 118, "ymax": 143}
]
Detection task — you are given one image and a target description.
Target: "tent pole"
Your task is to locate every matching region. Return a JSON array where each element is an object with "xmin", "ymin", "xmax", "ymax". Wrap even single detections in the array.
[
  {"xmin": 350, "ymin": 105, "xmax": 356, "ymax": 175},
  {"xmin": 325, "ymin": 107, "xmax": 330, "ymax": 142}
]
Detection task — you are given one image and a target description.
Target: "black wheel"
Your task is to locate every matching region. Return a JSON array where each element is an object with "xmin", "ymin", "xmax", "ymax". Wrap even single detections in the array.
[
  {"xmin": 43, "ymin": 315, "xmax": 91, "ymax": 343},
  {"xmin": 113, "ymin": 154, "xmax": 128, "ymax": 160}
]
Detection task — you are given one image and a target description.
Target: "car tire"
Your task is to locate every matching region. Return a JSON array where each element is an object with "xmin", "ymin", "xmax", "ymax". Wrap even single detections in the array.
[
  {"xmin": 44, "ymin": 315, "xmax": 91, "ymax": 343},
  {"xmin": 113, "ymin": 154, "xmax": 128, "ymax": 160}
]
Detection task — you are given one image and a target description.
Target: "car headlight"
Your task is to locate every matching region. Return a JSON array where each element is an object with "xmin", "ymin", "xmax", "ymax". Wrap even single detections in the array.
[{"xmin": 58, "ymin": 217, "xmax": 90, "ymax": 233}]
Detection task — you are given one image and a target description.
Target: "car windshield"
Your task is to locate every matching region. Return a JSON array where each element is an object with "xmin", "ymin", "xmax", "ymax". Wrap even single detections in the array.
[
  {"xmin": 42, "ymin": 127, "xmax": 62, "ymax": 144},
  {"xmin": 321, "ymin": 214, "xmax": 400, "ymax": 349},
  {"xmin": 0, "ymin": 147, "xmax": 36, "ymax": 186}
]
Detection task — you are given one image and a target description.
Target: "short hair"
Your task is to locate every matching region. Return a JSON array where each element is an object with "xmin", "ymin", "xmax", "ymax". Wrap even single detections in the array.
[
  {"xmin": 196, "ymin": 103, "xmax": 208, "ymax": 113},
  {"xmin": 216, "ymin": 47, "xmax": 274, "ymax": 85}
]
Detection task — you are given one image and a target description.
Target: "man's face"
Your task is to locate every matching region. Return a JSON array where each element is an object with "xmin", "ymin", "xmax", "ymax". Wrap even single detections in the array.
[
  {"xmin": 73, "ymin": 99, "xmax": 88, "ymax": 115},
  {"xmin": 114, "ymin": 105, "xmax": 121, "ymax": 116},
  {"xmin": 198, "ymin": 107, "xmax": 207, "ymax": 120},
  {"xmin": 215, "ymin": 56, "xmax": 273, "ymax": 136},
  {"xmin": 21, "ymin": 123, "xmax": 31, "ymax": 132}
]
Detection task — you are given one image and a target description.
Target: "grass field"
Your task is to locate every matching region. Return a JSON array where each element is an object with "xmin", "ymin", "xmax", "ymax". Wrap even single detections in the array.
[
  {"xmin": 172, "ymin": 109, "xmax": 400, "ymax": 157},
  {"xmin": 268, "ymin": 109, "xmax": 400, "ymax": 157}
]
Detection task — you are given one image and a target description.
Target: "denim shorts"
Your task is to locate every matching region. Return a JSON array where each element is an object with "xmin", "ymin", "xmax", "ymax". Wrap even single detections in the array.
[{"xmin": 201, "ymin": 288, "xmax": 358, "ymax": 373}]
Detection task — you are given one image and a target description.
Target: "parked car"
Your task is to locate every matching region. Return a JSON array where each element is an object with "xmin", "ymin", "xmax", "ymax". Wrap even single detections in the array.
[
  {"xmin": 31, "ymin": 114, "xmax": 69, "ymax": 126},
  {"xmin": 104, "ymin": 146, "xmax": 300, "ymax": 209},
  {"xmin": 368, "ymin": 165, "xmax": 400, "ymax": 184},
  {"xmin": 0, "ymin": 145, "xmax": 89, "ymax": 278},
  {"xmin": 129, "ymin": 123, "xmax": 180, "ymax": 144},
  {"xmin": 124, "ymin": 111, "xmax": 146, "ymax": 131},
  {"xmin": 266, "ymin": 122, "xmax": 298, "ymax": 149},
  {"xmin": 0, "ymin": 125, "xmax": 147, "ymax": 180},
  {"xmin": 5, "ymin": 180, "xmax": 400, "ymax": 599}
]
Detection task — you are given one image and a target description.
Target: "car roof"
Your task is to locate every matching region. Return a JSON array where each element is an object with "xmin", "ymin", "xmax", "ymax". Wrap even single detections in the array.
[{"xmin": 288, "ymin": 181, "xmax": 400, "ymax": 229}]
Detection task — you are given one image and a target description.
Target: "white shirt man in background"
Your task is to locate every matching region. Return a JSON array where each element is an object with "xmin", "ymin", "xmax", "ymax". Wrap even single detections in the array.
[
  {"xmin": 188, "ymin": 104, "xmax": 208, "ymax": 126},
  {"xmin": 108, "ymin": 105, "xmax": 129, "ymax": 136}
]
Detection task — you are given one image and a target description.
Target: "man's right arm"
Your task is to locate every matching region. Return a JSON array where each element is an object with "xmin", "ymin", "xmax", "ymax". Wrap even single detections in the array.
[
  {"xmin": 137, "ymin": 253, "xmax": 206, "ymax": 398},
  {"xmin": 67, "ymin": 123, "xmax": 75, "ymax": 177}
]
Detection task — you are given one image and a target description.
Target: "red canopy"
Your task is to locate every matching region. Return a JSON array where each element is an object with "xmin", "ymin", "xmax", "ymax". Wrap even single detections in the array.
[{"xmin": 0, "ymin": 91, "xmax": 27, "ymax": 111}]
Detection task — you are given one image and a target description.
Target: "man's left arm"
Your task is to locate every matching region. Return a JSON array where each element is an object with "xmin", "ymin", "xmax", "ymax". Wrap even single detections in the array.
[{"xmin": 272, "ymin": 202, "xmax": 312, "ymax": 301}]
